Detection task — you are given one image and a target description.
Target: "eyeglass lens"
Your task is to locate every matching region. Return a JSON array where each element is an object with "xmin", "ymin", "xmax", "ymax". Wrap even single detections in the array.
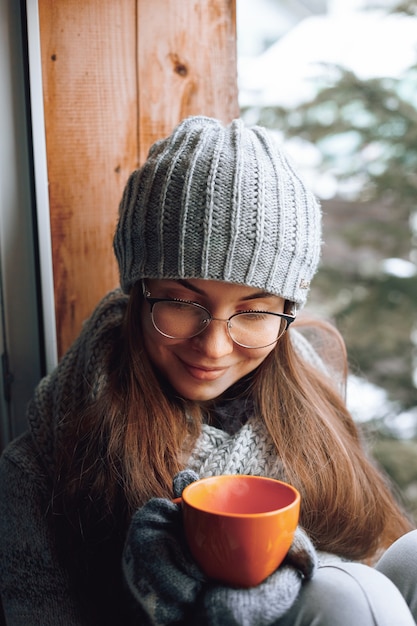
[{"xmin": 151, "ymin": 300, "xmax": 287, "ymax": 348}]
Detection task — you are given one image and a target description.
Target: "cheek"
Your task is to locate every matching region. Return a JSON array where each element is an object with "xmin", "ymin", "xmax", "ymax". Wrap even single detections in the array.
[
  {"xmin": 141, "ymin": 303, "xmax": 165, "ymax": 349},
  {"xmin": 141, "ymin": 306, "xmax": 183, "ymax": 363},
  {"xmin": 247, "ymin": 344, "xmax": 276, "ymax": 364},
  {"xmin": 234, "ymin": 345, "xmax": 276, "ymax": 380},
  {"xmin": 141, "ymin": 306, "xmax": 161, "ymax": 358}
]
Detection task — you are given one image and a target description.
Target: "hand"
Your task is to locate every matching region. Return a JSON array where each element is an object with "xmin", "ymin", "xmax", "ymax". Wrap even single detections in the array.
[
  {"xmin": 123, "ymin": 471, "xmax": 205, "ymax": 626},
  {"xmin": 285, "ymin": 526, "xmax": 318, "ymax": 580},
  {"xmin": 123, "ymin": 470, "xmax": 318, "ymax": 626},
  {"xmin": 201, "ymin": 527, "xmax": 317, "ymax": 626}
]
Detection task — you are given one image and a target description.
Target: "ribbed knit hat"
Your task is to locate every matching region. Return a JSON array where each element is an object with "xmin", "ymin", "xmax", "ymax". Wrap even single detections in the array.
[{"xmin": 114, "ymin": 116, "xmax": 321, "ymax": 307}]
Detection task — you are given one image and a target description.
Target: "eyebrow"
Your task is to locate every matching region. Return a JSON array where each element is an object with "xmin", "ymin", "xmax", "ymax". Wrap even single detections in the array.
[{"xmin": 175, "ymin": 279, "xmax": 277, "ymax": 301}]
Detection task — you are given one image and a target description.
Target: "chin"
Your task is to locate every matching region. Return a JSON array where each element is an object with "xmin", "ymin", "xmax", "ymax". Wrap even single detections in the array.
[{"xmin": 173, "ymin": 384, "xmax": 226, "ymax": 403}]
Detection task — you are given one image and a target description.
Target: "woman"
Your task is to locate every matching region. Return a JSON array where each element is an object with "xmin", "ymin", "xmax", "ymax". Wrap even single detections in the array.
[{"xmin": 0, "ymin": 116, "xmax": 416, "ymax": 625}]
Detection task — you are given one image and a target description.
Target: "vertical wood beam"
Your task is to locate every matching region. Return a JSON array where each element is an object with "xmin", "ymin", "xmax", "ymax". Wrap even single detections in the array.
[
  {"xmin": 38, "ymin": 0, "xmax": 138, "ymax": 356},
  {"xmin": 136, "ymin": 0, "xmax": 238, "ymax": 162}
]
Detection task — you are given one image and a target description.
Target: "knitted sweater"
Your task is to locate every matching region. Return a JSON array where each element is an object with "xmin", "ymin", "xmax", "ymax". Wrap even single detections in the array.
[{"xmin": 0, "ymin": 289, "xmax": 341, "ymax": 625}]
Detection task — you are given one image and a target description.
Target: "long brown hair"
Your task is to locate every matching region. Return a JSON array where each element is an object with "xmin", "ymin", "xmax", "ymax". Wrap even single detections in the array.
[
  {"xmin": 55, "ymin": 283, "xmax": 412, "ymax": 563},
  {"xmin": 256, "ymin": 316, "xmax": 412, "ymax": 560}
]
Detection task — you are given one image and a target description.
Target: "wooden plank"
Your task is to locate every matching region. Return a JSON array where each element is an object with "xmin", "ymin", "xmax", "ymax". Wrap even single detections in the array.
[
  {"xmin": 137, "ymin": 0, "xmax": 239, "ymax": 162},
  {"xmin": 38, "ymin": 0, "xmax": 238, "ymax": 357},
  {"xmin": 38, "ymin": 0, "xmax": 139, "ymax": 357}
]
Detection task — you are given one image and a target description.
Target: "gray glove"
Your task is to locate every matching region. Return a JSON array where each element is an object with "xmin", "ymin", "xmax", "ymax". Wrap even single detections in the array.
[
  {"xmin": 123, "ymin": 470, "xmax": 205, "ymax": 625},
  {"xmin": 202, "ymin": 526, "xmax": 317, "ymax": 626},
  {"xmin": 123, "ymin": 470, "xmax": 318, "ymax": 626}
]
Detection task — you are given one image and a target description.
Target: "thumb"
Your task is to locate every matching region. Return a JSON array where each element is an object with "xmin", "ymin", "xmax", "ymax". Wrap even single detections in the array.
[
  {"xmin": 285, "ymin": 527, "xmax": 318, "ymax": 580},
  {"xmin": 173, "ymin": 469, "xmax": 199, "ymax": 499}
]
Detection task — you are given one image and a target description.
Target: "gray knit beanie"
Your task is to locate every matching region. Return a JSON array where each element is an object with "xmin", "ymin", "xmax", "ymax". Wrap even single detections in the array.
[{"xmin": 114, "ymin": 116, "xmax": 321, "ymax": 307}]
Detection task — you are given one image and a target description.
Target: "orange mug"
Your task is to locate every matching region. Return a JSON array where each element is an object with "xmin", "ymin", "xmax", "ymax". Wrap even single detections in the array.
[{"xmin": 180, "ymin": 474, "xmax": 300, "ymax": 588}]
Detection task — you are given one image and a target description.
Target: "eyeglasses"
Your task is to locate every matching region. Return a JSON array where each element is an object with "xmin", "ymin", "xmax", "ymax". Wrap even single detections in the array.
[{"xmin": 142, "ymin": 282, "xmax": 296, "ymax": 349}]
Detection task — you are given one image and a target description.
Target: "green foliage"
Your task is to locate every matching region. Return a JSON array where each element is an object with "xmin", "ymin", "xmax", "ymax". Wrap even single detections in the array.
[
  {"xmin": 371, "ymin": 436, "xmax": 417, "ymax": 522},
  {"xmin": 241, "ymin": 5, "xmax": 417, "ymax": 418},
  {"xmin": 372, "ymin": 437, "xmax": 417, "ymax": 488},
  {"xmin": 250, "ymin": 67, "xmax": 417, "ymax": 215},
  {"xmin": 335, "ymin": 274, "xmax": 417, "ymax": 406},
  {"xmin": 391, "ymin": 0, "xmax": 417, "ymax": 16}
]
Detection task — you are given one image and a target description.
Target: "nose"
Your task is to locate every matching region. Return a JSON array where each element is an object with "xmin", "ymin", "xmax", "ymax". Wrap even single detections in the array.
[{"xmin": 192, "ymin": 318, "xmax": 234, "ymax": 358}]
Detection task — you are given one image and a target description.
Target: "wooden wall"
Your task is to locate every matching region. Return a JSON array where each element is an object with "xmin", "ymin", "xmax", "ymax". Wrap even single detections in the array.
[{"xmin": 38, "ymin": 0, "xmax": 238, "ymax": 357}]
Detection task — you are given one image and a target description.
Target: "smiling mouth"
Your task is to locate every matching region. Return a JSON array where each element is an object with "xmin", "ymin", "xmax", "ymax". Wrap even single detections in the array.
[{"xmin": 180, "ymin": 360, "xmax": 227, "ymax": 381}]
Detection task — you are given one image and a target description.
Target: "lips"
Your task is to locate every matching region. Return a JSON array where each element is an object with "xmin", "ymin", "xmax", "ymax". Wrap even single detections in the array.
[{"xmin": 180, "ymin": 359, "xmax": 227, "ymax": 381}]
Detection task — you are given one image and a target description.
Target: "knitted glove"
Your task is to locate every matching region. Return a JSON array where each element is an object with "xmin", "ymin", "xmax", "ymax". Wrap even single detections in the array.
[
  {"xmin": 285, "ymin": 526, "xmax": 317, "ymax": 579},
  {"xmin": 122, "ymin": 470, "xmax": 205, "ymax": 626},
  {"xmin": 172, "ymin": 469, "xmax": 200, "ymax": 499},
  {"xmin": 123, "ymin": 470, "xmax": 318, "ymax": 626},
  {"xmin": 201, "ymin": 526, "xmax": 317, "ymax": 626}
]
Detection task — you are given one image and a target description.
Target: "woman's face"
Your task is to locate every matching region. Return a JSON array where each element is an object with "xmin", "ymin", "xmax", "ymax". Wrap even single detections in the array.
[{"xmin": 141, "ymin": 278, "xmax": 286, "ymax": 402}]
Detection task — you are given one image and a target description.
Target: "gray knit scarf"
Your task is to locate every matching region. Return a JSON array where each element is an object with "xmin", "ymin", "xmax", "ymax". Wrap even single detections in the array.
[{"xmin": 186, "ymin": 417, "xmax": 286, "ymax": 480}]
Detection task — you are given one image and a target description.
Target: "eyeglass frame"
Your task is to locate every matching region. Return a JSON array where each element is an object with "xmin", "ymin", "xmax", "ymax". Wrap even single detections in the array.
[{"xmin": 141, "ymin": 280, "xmax": 296, "ymax": 349}]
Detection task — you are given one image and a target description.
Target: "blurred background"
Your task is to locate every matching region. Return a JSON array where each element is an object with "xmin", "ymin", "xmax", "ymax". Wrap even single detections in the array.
[{"xmin": 237, "ymin": 0, "xmax": 417, "ymax": 520}]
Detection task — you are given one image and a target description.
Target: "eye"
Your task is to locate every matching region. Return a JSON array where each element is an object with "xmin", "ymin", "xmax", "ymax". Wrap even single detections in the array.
[{"xmin": 165, "ymin": 300, "xmax": 208, "ymax": 319}]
